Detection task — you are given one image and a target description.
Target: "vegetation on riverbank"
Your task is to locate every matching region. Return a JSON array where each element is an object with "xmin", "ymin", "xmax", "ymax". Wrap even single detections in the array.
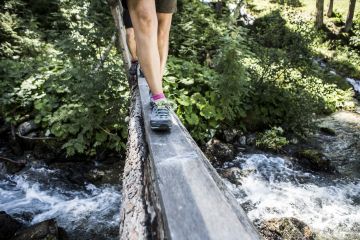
[{"xmin": 0, "ymin": 0, "xmax": 357, "ymax": 156}]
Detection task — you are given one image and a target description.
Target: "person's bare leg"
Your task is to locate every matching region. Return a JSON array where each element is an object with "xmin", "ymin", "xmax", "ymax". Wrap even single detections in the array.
[
  {"xmin": 157, "ymin": 13, "xmax": 173, "ymax": 80},
  {"xmin": 128, "ymin": 0, "xmax": 163, "ymax": 95},
  {"xmin": 126, "ymin": 28, "xmax": 138, "ymax": 61}
]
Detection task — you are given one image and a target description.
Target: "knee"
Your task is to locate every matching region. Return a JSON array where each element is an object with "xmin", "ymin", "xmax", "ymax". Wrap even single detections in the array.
[
  {"xmin": 134, "ymin": 9, "xmax": 156, "ymax": 33},
  {"xmin": 157, "ymin": 28, "xmax": 169, "ymax": 42}
]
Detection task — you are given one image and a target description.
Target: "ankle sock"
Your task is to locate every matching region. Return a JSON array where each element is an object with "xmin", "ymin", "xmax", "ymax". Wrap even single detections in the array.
[{"xmin": 151, "ymin": 92, "xmax": 166, "ymax": 103}]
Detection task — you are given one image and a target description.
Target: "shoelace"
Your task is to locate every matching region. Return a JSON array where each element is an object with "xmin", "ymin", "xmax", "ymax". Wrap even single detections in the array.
[{"xmin": 154, "ymin": 105, "xmax": 170, "ymax": 118}]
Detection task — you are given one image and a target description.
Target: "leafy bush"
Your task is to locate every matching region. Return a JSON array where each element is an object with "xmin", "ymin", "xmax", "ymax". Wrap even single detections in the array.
[
  {"xmin": 168, "ymin": 2, "xmax": 352, "ymax": 140},
  {"xmin": 256, "ymin": 126, "xmax": 289, "ymax": 151},
  {"xmin": 0, "ymin": 0, "xmax": 129, "ymax": 156}
]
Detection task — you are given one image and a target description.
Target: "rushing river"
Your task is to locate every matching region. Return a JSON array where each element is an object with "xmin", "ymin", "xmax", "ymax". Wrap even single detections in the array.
[
  {"xmin": 0, "ymin": 162, "xmax": 121, "ymax": 239},
  {"xmin": 221, "ymin": 153, "xmax": 360, "ymax": 240}
]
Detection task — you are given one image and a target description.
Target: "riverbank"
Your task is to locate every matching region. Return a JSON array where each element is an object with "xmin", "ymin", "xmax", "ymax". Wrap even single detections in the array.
[
  {"xmin": 208, "ymin": 95, "xmax": 360, "ymax": 239},
  {"xmin": 0, "ymin": 123, "xmax": 123, "ymax": 239}
]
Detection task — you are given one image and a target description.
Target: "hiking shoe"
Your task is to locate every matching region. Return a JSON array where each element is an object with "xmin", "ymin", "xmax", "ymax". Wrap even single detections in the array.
[
  {"xmin": 150, "ymin": 100, "xmax": 172, "ymax": 131},
  {"xmin": 129, "ymin": 61, "xmax": 138, "ymax": 76}
]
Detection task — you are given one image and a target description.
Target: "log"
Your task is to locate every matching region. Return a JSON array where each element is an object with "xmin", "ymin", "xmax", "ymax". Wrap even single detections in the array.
[
  {"xmin": 107, "ymin": 1, "xmax": 150, "ymax": 239},
  {"xmin": 138, "ymin": 76, "xmax": 260, "ymax": 240}
]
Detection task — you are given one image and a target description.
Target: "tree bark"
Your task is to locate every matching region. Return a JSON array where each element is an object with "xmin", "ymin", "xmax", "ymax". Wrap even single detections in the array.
[
  {"xmin": 107, "ymin": 1, "xmax": 150, "ymax": 239},
  {"xmin": 344, "ymin": 0, "xmax": 357, "ymax": 32},
  {"xmin": 327, "ymin": 0, "xmax": 334, "ymax": 17},
  {"xmin": 316, "ymin": 0, "xmax": 324, "ymax": 29}
]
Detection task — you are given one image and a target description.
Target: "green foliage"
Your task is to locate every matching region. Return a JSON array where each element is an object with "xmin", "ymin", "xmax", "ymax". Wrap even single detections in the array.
[
  {"xmin": 0, "ymin": 0, "xmax": 128, "ymax": 156},
  {"xmin": 349, "ymin": 14, "xmax": 360, "ymax": 49},
  {"xmin": 1, "ymin": 0, "xmax": 355, "ymax": 155},
  {"xmin": 167, "ymin": 0, "xmax": 353, "ymax": 141},
  {"xmin": 256, "ymin": 126, "xmax": 289, "ymax": 151},
  {"xmin": 164, "ymin": 57, "xmax": 224, "ymax": 140}
]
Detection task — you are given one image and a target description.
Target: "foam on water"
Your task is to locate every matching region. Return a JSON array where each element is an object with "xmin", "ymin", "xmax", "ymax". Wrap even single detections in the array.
[
  {"xmin": 346, "ymin": 77, "xmax": 360, "ymax": 94},
  {"xmin": 0, "ymin": 166, "xmax": 121, "ymax": 239},
  {"xmin": 222, "ymin": 154, "xmax": 360, "ymax": 240}
]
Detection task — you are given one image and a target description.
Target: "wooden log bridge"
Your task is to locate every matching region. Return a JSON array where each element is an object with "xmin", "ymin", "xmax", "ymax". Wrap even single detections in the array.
[{"xmin": 108, "ymin": 1, "xmax": 260, "ymax": 239}]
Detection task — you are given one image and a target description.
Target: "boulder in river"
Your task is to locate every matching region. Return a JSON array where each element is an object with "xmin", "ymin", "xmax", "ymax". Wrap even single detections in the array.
[
  {"xmin": 12, "ymin": 219, "xmax": 68, "ymax": 240},
  {"xmin": 0, "ymin": 156, "xmax": 26, "ymax": 174},
  {"xmin": 295, "ymin": 149, "xmax": 334, "ymax": 172},
  {"xmin": 205, "ymin": 139, "xmax": 235, "ymax": 166},
  {"xmin": 0, "ymin": 211, "xmax": 23, "ymax": 240},
  {"xmin": 17, "ymin": 121, "xmax": 38, "ymax": 136},
  {"xmin": 219, "ymin": 167, "xmax": 255, "ymax": 186},
  {"xmin": 259, "ymin": 217, "xmax": 316, "ymax": 240}
]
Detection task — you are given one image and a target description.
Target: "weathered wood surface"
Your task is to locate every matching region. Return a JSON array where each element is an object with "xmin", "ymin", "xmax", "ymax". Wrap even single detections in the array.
[{"xmin": 138, "ymin": 77, "xmax": 260, "ymax": 240}]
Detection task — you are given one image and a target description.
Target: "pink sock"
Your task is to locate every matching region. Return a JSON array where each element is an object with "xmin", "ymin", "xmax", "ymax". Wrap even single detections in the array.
[{"xmin": 151, "ymin": 93, "xmax": 166, "ymax": 102}]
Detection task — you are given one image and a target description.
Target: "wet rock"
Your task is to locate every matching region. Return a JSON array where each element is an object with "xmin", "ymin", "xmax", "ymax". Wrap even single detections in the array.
[
  {"xmin": 12, "ymin": 219, "xmax": 67, "ymax": 240},
  {"xmin": 238, "ymin": 135, "xmax": 247, "ymax": 146},
  {"xmin": 259, "ymin": 217, "xmax": 316, "ymax": 240},
  {"xmin": 33, "ymin": 143, "xmax": 58, "ymax": 160},
  {"xmin": 58, "ymin": 227, "xmax": 69, "ymax": 240},
  {"xmin": 0, "ymin": 156, "xmax": 26, "ymax": 174},
  {"xmin": 17, "ymin": 121, "xmax": 38, "ymax": 136},
  {"xmin": 223, "ymin": 129, "xmax": 240, "ymax": 143},
  {"xmin": 313, "ymin": 111, "xmax": 360, "ymax": 178},
  {"xmin": 0, "ymin": 211, "xmax": 23, "ymax": 240},
  {"xmin": 295, "ymin": 149, "xmax": 334, "ymax": 172},
  {"xmin": 219, "ymin": 167, "xmax": 255, "ymax": 185},
  {"xmin": 84, "ymin": 165, "xmax": 121, "ymax": 185},
  {"xmin": 205, "ymin": 139, "xmax": 235, "ymax": 165},
  {"xmin": 319, "ymin": 126, "xmax": 336, "ymax": 136},
  {"xmin": 0, "ymin": 162, "xmax": 6, "ymax": 175},
  {"xmin": 246, "ymin": 133, "xmax": 257, "ymax": 146}
]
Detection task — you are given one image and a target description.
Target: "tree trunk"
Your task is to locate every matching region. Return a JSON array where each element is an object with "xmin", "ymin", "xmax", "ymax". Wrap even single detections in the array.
[
  {"xmin": 327, "ymin": 0, "xmax": 334, "ymax": 17},
  {"xmin": 316, "ymin": 0, "xmax": 324, "ymax": 29},
  {"xmin": 344, "ymin": 0, "xmax": 357, "ymax": 32}
]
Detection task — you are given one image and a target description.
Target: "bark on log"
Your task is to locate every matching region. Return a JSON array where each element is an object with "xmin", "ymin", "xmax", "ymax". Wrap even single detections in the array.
[
  {"xmin": 119, "ymin": 85, "xmax": 150, "ymax": 240},
  {"xmin": 107, "ymin": 1, "xmax": 150, "ymax": 239}
]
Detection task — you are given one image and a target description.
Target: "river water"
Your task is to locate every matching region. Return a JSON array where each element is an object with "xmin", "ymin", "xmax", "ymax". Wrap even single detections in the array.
[
  {"xmin": 221, "ymin": 153, "xmax": 360, "ymax": 239},
  {"xmin": 218, "ymin": 70, "xmax": 360, "ymax": 239},
  {"xmin": 0, "ymin": 161, "xmax": 121, "ymax": 239}
]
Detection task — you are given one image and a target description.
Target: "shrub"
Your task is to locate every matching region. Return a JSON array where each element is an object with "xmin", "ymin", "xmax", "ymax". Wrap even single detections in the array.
[{"xmin": 256, "ymin": 126, "xmax": 289, "ymax": 151}]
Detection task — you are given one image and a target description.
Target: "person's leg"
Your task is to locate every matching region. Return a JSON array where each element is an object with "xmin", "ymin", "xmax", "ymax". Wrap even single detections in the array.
[
  {"xmin": 127, "ymin": 0, "xmax": 163, "ymax": 95},
  {"xmin": 126, "ymin": 28, "xmax": 137, "ymax": 61},
  {"xmin": 123, "ymin": 10, "xmax": 138, "ymax": 75},
  {"xmin": 157, "ymin": 13, "xmax": 172, "ymax": 80}
]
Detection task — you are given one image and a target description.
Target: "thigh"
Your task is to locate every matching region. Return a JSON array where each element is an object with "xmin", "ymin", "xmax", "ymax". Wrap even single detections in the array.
[
  {"xmin": 127, "ymin": 0, "xmax": 157, "ymax": 18},
  {"xmin": 155, "ymin": 0, "xmax": 177, "ymax": 13}
]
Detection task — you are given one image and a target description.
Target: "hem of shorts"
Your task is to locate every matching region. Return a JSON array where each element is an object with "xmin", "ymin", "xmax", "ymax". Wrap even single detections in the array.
[{"xmin": 156, "ymin": 7, "xmax": 177, "ymax": 14}]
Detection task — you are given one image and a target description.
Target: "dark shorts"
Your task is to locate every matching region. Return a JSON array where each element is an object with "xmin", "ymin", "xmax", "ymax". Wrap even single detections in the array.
[
  {"xmin": 122, "ymin": 0, "xmax": 177, "ymax": 13},
  {"xmin": 123, "ymin": 10, "xmax": 133, "ymax": 29}
]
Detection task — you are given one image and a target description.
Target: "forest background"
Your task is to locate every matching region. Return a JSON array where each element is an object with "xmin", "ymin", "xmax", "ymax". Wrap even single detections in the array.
[{"xmin": 1, "ymin": 0, "xmax": 359, "ymax": 156}]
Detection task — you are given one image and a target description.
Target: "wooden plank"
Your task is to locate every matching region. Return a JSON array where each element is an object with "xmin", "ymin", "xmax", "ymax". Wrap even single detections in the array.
[{"xmin": 138, "ymin": 77, "xmax": 260, "ymax": 240}]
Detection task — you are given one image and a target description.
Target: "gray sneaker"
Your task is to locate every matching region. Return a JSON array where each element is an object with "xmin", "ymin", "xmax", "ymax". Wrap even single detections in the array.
[{"xmin": 150, "ymin": 100, "xmax": 172, "ymax": 131}]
